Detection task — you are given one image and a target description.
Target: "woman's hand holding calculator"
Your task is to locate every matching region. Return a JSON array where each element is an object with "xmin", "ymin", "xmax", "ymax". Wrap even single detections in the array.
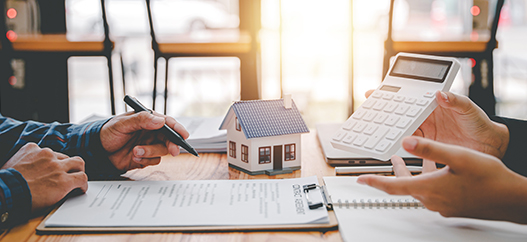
[{"xmin": 365, "ymin": 90, "xmax": 510, "ymax": 159}]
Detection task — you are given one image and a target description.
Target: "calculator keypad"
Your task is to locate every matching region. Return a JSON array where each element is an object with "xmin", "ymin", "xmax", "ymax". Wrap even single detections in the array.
[{"xmin": 332, "ymin": 90, "xmax": 435, "ymax": 159}]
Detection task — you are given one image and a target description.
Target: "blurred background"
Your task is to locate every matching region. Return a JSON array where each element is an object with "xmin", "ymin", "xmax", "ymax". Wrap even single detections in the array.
[{"xmin": 2, "ymin": 0, "xmax": 527, "ymax": 127}]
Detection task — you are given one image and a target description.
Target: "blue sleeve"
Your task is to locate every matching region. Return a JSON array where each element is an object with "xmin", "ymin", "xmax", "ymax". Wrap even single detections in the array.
[
  {"xmin": 491, "ymin": 116, "xmax": 527, "ymax": 177},
  {"xmin": 0, "ymin": 114, "xmax": 126, "ymax": 227},
  {"xmin": 0, "ymin": 169, "xmax": 31, "ymax": 228},
  {"xmin": 0, "ymin": 114, "xmax": 123, "ymax": 178}
]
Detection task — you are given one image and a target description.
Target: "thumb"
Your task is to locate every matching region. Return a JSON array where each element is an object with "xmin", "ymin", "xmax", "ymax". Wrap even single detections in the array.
[
  {"xmin": 114, "ymin": 111, "xmax": 166, "ymax": 134},
  {"xmin": 436, "ymin": 91, "xmax": 484, "ymax": 116}
]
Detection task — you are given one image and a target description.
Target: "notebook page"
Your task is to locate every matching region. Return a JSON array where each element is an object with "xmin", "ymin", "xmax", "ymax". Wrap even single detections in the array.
[{"xmin": 324, "ymin": 176, "xmax": 527, "ymax": 242}]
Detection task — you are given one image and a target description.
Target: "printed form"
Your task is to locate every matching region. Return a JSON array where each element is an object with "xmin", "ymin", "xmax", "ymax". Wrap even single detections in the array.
[{"xmin": 45, "ymin": 176, "xmax": 329, "ymax": 227}]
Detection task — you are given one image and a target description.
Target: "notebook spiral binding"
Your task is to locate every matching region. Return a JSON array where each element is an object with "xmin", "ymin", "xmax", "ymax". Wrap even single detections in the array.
[
  {"xmin": 335, "ymin": 198, "xmax": 424, "ymax": 209},
  {"xmin": 303, "ymin": 183, "xmax": 424, "ymax": 210}
]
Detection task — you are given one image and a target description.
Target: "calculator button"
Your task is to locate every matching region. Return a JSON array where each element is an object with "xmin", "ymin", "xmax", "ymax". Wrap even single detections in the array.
[
  {"xmin": 416, "ymin": 99, "xmax": 428, "ymax": 106},
  {"xmin": 373, "ymin": 113, "xmax": 388, "ymax": 124},
  {"xmin": 353, "ymin": 123, "xmax": 367, "ymax": 133},
  {"xmin": 424, "ymin": 91, "xmax": 435, "ymax": 98},
  {"xmin": 394, "ymin": 105, "xmax": 410, "ymax": 115},
  {"xmin": 382, "ymin": 93, "xmax": 394, "ymax": 100},
  {"xmin": 385, "ymin": 129, "xmax": 401, "ymax": 140},
  {"xmin": 352, "ymin": 109, "xmax": 367, "ymax": 120},
  {"xmin": 363, "ymin": 125, "xmax": 378, "ymax": 135},
  {"xmin": 375, "ymin": 140, "xmax": 391, "ymax": 152},
  {"xmin": 362, "ymin": 99, "xmax": 376, "ymax": 109},
  {"xmin": 406, "ymin": 107, "xmax": 421, "ymax": 117},
  {"xmin": 353, "ymin": 136, "xmax": 368, "ymax": 147},
  {"xmin": 372, "ymin": 92, "xmax": 383, "ymax": 99},
  {"xmin": 394, "ymin": 96, "xmax": 405, "ymax": 102},
  {"xmin": 343, "ymin": 133, "xmax": 357, "ymax": 144},
  {"xmin": 383, "ymin": 103, "xmax": 398, "ymax": 113},
  {"xmin": 396, "ymin": 118, "xmax": 411, "ymax": 129},
  {"xmin": 363, "ymin": 111, "xmax": 377, "ymax": 122},
  {"xmin": 373, "ymin": 101, "xmax": 387, "ymax": 111},
  {"xmin": 364, "ymin": 127, "xmax": 389, "ymax": 149},
  {"xmin": 404, "ymin": 98, "xmax": 416, "ymax": 104},
  {"xmin": 342, "ymin": 120, "xmax": 357, "ymax": 130},
  {"xmin": 385, "ymin": 116, "xmax": 400, "ymax": 126},
  {"xmin": 333, "ymin": 131, "xmax": 346, "ymax": 142}
]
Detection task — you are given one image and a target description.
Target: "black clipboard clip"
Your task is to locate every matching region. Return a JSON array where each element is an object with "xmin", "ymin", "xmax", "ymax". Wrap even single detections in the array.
[{"xmin": 303, "ymin": 184, "xmax": 333, "ymax": 210}]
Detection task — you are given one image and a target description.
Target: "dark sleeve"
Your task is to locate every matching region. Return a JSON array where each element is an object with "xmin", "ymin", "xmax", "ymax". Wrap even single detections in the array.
[
  {"xmin": 0, "ymin": 168, "xmax": 32, "ymax": 228},
  {"xmin": 490, "ymin": 116, "xmax": 527, "ymax": 177},
  {"xmin": 0, "ymin": 114, "xmax": 124, "ymax": 179}
]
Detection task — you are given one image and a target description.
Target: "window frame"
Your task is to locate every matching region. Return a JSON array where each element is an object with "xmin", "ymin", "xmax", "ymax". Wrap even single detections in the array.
[
  {"xmin": 241, "ymin": 145, "xmax": 249, "ymax": 163},
  {"xmin": 258, "ymin": 146, "xmax": 271, "ymax": 164},
  {"xmin": 235, "ymin": 117, "xmax": 241, "ymax": 131},
  {"xmin": 285, "ymin": 143, "xmax": 296, "ymax": 161},
  {"xmin": 229, "ymin": 141, "xmax": 236, "ymax": 158}
]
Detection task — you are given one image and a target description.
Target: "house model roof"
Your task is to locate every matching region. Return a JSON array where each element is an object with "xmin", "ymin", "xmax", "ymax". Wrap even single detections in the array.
[{"xmin": 220, "ymin": 99, "xmax": 309, "ymax": 139}]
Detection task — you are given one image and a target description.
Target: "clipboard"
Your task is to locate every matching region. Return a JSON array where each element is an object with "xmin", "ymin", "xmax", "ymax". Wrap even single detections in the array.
[
  {"xmin": 35, "ymin": 178, "xmax": 339, "ymax": 234},
  {"xmin": 36, "ymin": 208, "xmax": 338, "ymax": 234}
]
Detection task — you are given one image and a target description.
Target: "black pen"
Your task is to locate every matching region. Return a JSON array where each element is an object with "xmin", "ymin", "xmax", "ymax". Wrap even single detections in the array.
[{"xmin": 124, "ymin": 95, "xmax": 199, "ymax": 157}]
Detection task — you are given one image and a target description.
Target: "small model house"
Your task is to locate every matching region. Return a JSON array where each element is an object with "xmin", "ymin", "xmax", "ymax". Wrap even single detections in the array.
[{"xmin": 219, "ymin": 97, "xmax": 310, "ymax": 175}]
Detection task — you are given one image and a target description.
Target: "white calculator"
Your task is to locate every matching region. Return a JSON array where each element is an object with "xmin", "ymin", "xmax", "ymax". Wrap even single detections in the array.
[{"xmin": 331, "ymin": 53, "xmax": 460, "ymax": 161}]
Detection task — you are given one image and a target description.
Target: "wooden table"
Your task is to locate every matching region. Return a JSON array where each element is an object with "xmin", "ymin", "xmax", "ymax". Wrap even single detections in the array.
[{"xmin": 0, "ymin": 131, "xmax": 343, "ymax": 242}]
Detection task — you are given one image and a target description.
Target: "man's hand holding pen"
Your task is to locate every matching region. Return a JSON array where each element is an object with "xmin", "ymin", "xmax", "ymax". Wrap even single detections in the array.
[{"xmin": 100, "ymin": 110, "xmax": 190, "ymax": 171}]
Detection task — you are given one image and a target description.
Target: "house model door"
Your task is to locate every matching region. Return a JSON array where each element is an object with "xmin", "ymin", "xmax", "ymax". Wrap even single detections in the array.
[{"xmin": 273, "ymin": 145, "xmax": 283, "ymax": 170}]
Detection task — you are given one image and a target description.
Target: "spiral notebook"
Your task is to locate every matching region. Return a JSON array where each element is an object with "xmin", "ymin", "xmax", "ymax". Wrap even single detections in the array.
[{"xmin": 322, "ymin": 177, "xmax": 527, "ymax": 242}]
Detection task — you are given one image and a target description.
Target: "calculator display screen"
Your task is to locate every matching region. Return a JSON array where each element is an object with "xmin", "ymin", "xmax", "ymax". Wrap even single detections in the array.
[{"xmin": 389, "ymin": 56, "xmax": 453, "ymax": 83}]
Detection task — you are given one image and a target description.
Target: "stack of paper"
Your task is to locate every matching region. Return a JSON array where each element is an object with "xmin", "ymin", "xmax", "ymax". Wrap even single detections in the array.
[{"xmin": 176, "ymin": 116, "xmax": 227, "ymax": 153}]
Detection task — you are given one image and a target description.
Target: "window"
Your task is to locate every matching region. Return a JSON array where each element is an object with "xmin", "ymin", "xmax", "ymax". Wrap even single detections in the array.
[
  {"xmin": 235, "ymin": 117, "xmax": 241, "ymax": 131},
  {"xmin": 229, "ymin": 141, "xmax": 236, "ymax": 158},
  {"xmin": 259, "ymin": 147, "xmax": 271, "ymax": 164},
  {"xmin": 241, "ymin": 145, "xmax": 249, "ymax": 163},
  {"xmin": 285, "ymin": 144, "xmax": 296, "ymax": 161}
]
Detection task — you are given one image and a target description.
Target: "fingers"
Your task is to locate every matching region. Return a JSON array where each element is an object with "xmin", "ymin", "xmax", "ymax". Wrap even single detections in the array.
[
  {"xmin": 61, "ymin": 156, "xmax": 86, "ymax": 173},
  {"xmin": 166, "ymin": 116, "xmax": 190, "ymax": 140},
  {"xmin": 132, "ymin": 157, "xmax": 162, "ymax": 167},
  {"xmin": 133, "ymin": 144, "xmax": 168, "ymax": 160},
  {"xmin": 115, "ymin": 111, "xmax": 166, "ymax": 134},
  {"xmin": 165, "ymin": 140, "xmax": 181, "ymax": 157},
  {"xmin": 67, "ymin": 172, "xmax": 89, "ymax": 193},
  {"xmin": 401, "ymin": 136, "xmax": 480, "ymax": 171},
  {"xmin": 123, "ymin": 111, "xmax": 190, "ymax": 140},
  {"xmin": 365, "ymin": 89, "xmax": 374, "ymax": 98},
  {"xmin": 390, "ymin": 155, "xmax": 412, "ymax": 177},
  {"xmin": 422, "ymin": 159, "xmax": 437, "ymax": 173},
  {"xmin": 357, "ymin": 175, "xmax": 415, "ymax": 196}
]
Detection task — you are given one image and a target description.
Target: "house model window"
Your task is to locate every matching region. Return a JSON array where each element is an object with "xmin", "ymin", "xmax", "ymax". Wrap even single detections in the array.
[
  {"xmin": 241, "ymin": 145, "xmax": 249, "ymax": 163},
  {"xmin": 259, "ymin": 147, "xmax": 271, "ymax": 164},
  {"xmin": 235, "ymin": 117, "xmax": 241, "ymax": 131},
  {"xmin": 285, "ymin": 144, "xmax": 296, "ymax": 161},
  {"xmin": 229, "ymin": 141, "xmax": 236, "ymax": 158}
]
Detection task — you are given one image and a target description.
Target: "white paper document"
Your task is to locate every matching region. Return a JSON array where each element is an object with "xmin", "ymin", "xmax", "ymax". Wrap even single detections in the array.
[
  {"xmin": 176, "ymin": 116, "xmax": 227, "ymax": 153},
  {"xmin": 45, "ymin": 176, "xmax": 329, "ymax": 227}
]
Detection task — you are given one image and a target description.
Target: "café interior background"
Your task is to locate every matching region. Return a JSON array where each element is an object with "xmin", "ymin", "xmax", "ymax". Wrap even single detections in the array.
[{"xmin": 66, "ymin": 0, "xmax": 527, "ymax": 126}]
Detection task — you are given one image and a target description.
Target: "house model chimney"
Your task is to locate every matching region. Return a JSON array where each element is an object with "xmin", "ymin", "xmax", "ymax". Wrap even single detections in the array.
[{"xmin": 284, "ymin": 94, "xmax": 292, "ymax": 109}]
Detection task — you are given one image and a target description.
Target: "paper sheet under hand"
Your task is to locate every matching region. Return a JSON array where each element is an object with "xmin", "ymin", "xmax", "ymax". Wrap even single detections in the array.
[{"xmin": 45, "ymin": 176, "xmax": 329, "ymax": 227}]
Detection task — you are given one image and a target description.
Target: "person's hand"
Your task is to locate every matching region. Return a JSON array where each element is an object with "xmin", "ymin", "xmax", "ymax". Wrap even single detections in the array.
[
  {"xmin": 99, "ymin": 111, "xmax": 190, "ymax": 171},
  {"xmin": 1, "ymin": 143, "xmax": 88, "ymax": 213},
  {"xmin": 364, "ymin": 90, "xmax": 510, "ymax": 159},
  {"xmin": 357, "ymin": 136, "xmax": 527, "ymax": 224}
]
